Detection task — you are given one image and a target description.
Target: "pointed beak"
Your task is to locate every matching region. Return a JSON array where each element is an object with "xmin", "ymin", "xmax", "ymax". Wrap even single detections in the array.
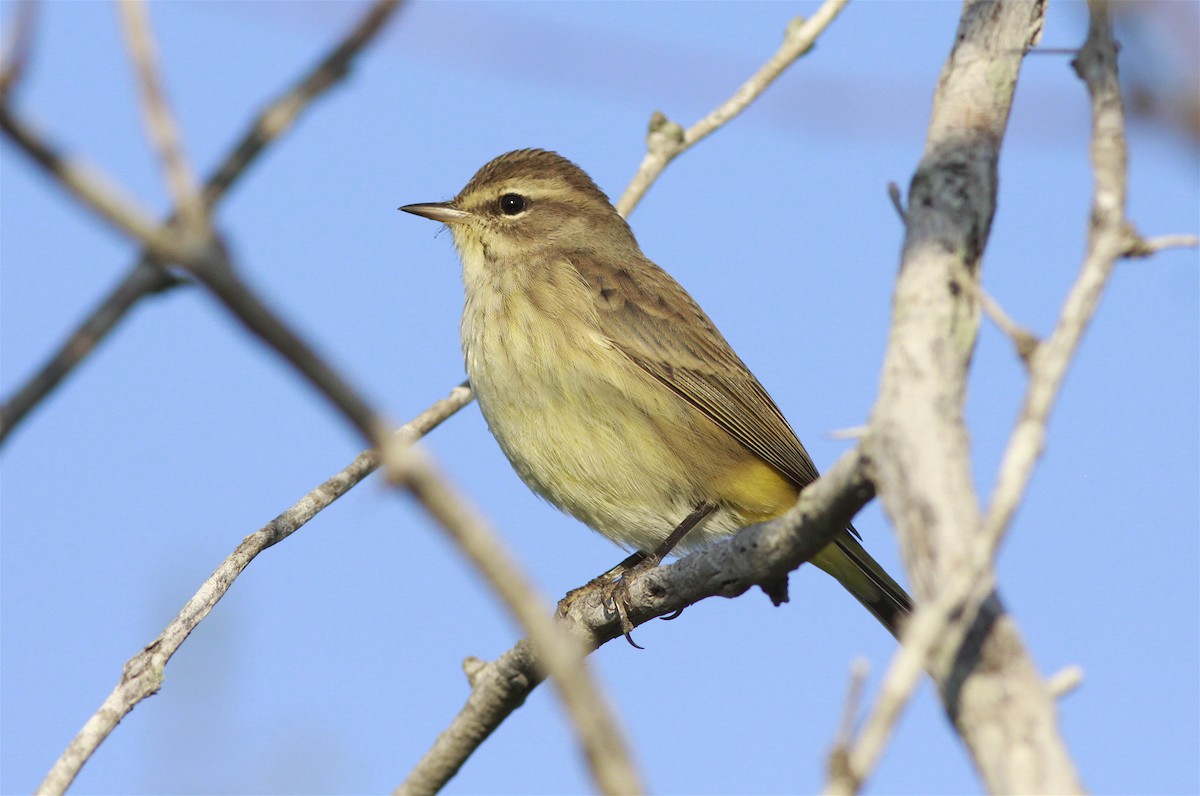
[{"xmin": 400, "ymin": 202, "xmax": 471, "ymax": 224}]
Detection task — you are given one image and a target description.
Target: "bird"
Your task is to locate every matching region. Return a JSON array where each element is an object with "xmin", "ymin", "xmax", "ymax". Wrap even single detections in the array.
[{"xmin": 401, "ymin": 149, "xmax": 911, "ymax": 638}]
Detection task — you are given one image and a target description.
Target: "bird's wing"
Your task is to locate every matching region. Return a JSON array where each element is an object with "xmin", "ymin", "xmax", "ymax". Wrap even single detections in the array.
[{"xmin": 569, "ymin": 253, "xmax": 822, "ymax": 489}]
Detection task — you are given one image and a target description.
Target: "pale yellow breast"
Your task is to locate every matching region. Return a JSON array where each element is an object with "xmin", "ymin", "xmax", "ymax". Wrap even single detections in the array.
[{"xmin": 459, "ymin": 261, "xmax": 795, "ymax": 552}]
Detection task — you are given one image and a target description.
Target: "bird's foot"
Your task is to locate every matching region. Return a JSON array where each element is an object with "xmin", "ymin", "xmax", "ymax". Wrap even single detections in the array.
[
  {"xmin": 601, "ymin": 554, "xmax": 666, "ymax": 650},
  {"xmin": 557, "ymin": 551, "xmax": 685, "ymax": 648},
  {"xmin": 557, "ymin": 551, "xmax": 646, "ymax": 617}
]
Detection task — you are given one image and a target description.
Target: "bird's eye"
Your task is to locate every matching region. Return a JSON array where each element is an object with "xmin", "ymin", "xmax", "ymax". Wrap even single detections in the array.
[{"xmin": 498, "ymin": 193, "xmax": 526, "ymax": 215}]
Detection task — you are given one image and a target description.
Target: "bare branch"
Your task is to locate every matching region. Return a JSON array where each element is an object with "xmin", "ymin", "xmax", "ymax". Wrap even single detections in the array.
[
  {"xmin": 384, "ymin": 443, "xmax": 644, "ymax": 796},
  {"xmin": 188, "ymin": 240, "xmax": 392, "ymax": 446},
  {"xmin": 36, "ymin": 384, "xmax": 472, "ymax": 796},
  {"xmin": 886, "ymin": 182, "xmax": 906, "ymax": 224},
  {"xmin": 963, "ymin": 276, "xmax": 1040, "ymax": 363},
  {"xmin": 1, "ymin": 41, "xmax": 396, "ymax": 445},
  {"xmin": 826, "ymin": 658, "xmax": 870, "ymax": 789},
  {"xmin": 849, "ymin": 0, "xmax": 1087, "ymax": 793},
  {"xmin": 825, "ymin": 584, "xmax": 999, "ymax": 796},
  {"xmin": 117, "ymin": 0, "xmax": 206, "ymax": 233},
  {"xmin": 1046, "ymin": 666, "xmax": 1085, "ymax": 700},
  {"xmin": 615, "ymin": 0, "xmax": 849, "ymax": 216},
  {"xmin": 0, "ymin": 142, "xmax": 389, "ymax": 443},
  {"xmin": 201, "ymin": 0, "xmax": 403, "ymax": 207},
  {"xmin": 869, "ymin": 0, "xmax": 1039, "ymax": 589},
  {"xmin": 0, "ymin": 0, "xmax": 403, "ymax": 444},
  {"xmin": 0, "ymin": 105, "xmax": 195, "ymax": 263},
  {"xmin": 980, "ymin": 0, "xmax": 1137, "ymax": 563},
  {"xmin": 0, "ymin": 0, "xmax": 36, "ymax": 103},
  {"xmin": 836, "ymin": 659, "xmax": 871, "ymax": 745},
  {"xmin": 0, "ymin": 261, "xmax": 181, "ymax": 443},
  {"xmin": 1128, "ymin": 232, "xmax": 1198, "ymax": 255},
  {"xmin": 836, "ymin": 0, "xmax": 1196, "ymax": 791},
  {"xmin": 398, "ymin": 446, "xmax": 875, "ymax": 795}
]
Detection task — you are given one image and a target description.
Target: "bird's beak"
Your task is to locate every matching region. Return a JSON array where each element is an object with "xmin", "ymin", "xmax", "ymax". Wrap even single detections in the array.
[{"xmin": 400, "ymin": 202, "xmax": 471, "ymax": 224}]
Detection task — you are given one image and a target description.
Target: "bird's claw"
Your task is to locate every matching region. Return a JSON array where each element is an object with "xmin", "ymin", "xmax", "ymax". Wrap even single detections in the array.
[{"xmin": 602, "ymin": 575, "xmax": 644, "ymax": 649}]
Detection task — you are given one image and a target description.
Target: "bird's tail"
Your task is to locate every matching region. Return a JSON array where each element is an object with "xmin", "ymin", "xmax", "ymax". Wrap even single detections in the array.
[{"xmin": 810, "ymin": 529, "xmax": 912, "ymax": 638}]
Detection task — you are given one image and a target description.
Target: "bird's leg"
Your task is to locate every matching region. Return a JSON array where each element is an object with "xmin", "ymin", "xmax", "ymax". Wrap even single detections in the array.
[
  {"xmin": 647, "ymin": 501, "xmax": 717, "ymax": 565},
  {"xmin": 592, "ymin": 550, "xmax": 650, "ymax": 587},
  {"xmin": 607, "ymin": 502, "xmax": 717, "ymax": 647}
]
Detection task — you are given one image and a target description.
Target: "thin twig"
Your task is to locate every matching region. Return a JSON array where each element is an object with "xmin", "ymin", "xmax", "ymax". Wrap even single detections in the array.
[
  {"xmin": 0, "ymin": 0, "xmax": 403, "ymax": 444},
  {"xmin": 36, "ymin": 384, "xmax": 472, "ymax": 796},
  {"xmin": 186, "ymin": 241, "xmax": 392, "ymax": 446},
  {"xmin": 615, "ymin": 0, "xmax": 849, "ymax": 216},
  {"xmin": 827, "ymin": 424, "xmax": 868, "ymax": 440},
  {"xmin": 980, "ymin": 0, "xmax": 1137, "ymax": 560},
  {"xmin": 0, "ymin": 155, "xmax": 386, "ymax": 442},
  {"xmin": 0, "ymin": 261, "xmax": 181, "ymax": 443},
  {"xmin": 0, "ymin": 0, "xmax": 36, "ymax": 103},
  {"xmin": 826, "ymin": 658, "xmax": 870, "ymax": 789},
  {"xmin": 117, "ymin": 0, "xmax": 207, "ymax": 233},
  {"xmin": 838, "ymin": 659, "xmax": 870, "ymax": 744},
  {"xmin": 0, "ymin": 105, "xmax": 194, "ymax": 263},
  {"xmin": 397, "ymin": 447, "xmax": 875, "ymax": 795},
  {"xmin": 886, "ymin": 182, "xmax": 906, "ymax": 224},
  {"xmin": 384, "ymin": 443, "xmax": 644, "ymax": 796},
  {"xmin": 201, "ymin": 0, "xmax": 403, "ymax": 207},
  {"xmin": 1128, "ymin": 233, "xmax": 1198, "ymax": 255},
  {"xmin": 1046, "ymin": 665, "xmax": 1085, "ymax": 699},
  {"xmin": 960, "ymin": 275, "xmax": 1040, "ymax": 363},
  {"xmin": 824, "ymin": 575, "xmax": 994, "ymax": 796}
]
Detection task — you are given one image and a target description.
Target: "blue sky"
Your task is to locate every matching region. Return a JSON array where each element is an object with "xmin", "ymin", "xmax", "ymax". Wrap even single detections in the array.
[{"xmin": 2, "ymin": 2, "xmax": 1197, "ymax": 794}]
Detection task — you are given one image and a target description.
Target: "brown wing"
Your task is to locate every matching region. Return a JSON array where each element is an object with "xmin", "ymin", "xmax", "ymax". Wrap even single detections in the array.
[{"xmin": 570, "ymin": 253, "xmax": 821, "ymax": 490}]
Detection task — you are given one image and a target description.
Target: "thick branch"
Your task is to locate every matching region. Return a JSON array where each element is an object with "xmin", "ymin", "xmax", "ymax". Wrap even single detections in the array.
[
  {"xmin": 397, "ymin": 447, "xmax": 874, "ymax": 795},
  {"xmin": 386, "ymin": 443, "xmax": 645, "ymax": 796},
  {"xmin": 854, "ymin": 1, "xmax": 1085, "ymax": 793}
]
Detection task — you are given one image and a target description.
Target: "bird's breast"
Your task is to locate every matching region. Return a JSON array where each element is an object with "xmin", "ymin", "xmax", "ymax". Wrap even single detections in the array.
[
  {"xmin": 460, "ymin": 272, "xmax": 689, "ymax": 543},
  {"xmin": 457, "ymin": 266, "xmax": 795, "ymax": 552}
]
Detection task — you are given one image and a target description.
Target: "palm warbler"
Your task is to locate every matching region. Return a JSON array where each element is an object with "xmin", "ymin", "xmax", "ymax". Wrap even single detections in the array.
[{"xmin": 402, "ymin": 149, "xmax": 911, "ymax": 636}]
